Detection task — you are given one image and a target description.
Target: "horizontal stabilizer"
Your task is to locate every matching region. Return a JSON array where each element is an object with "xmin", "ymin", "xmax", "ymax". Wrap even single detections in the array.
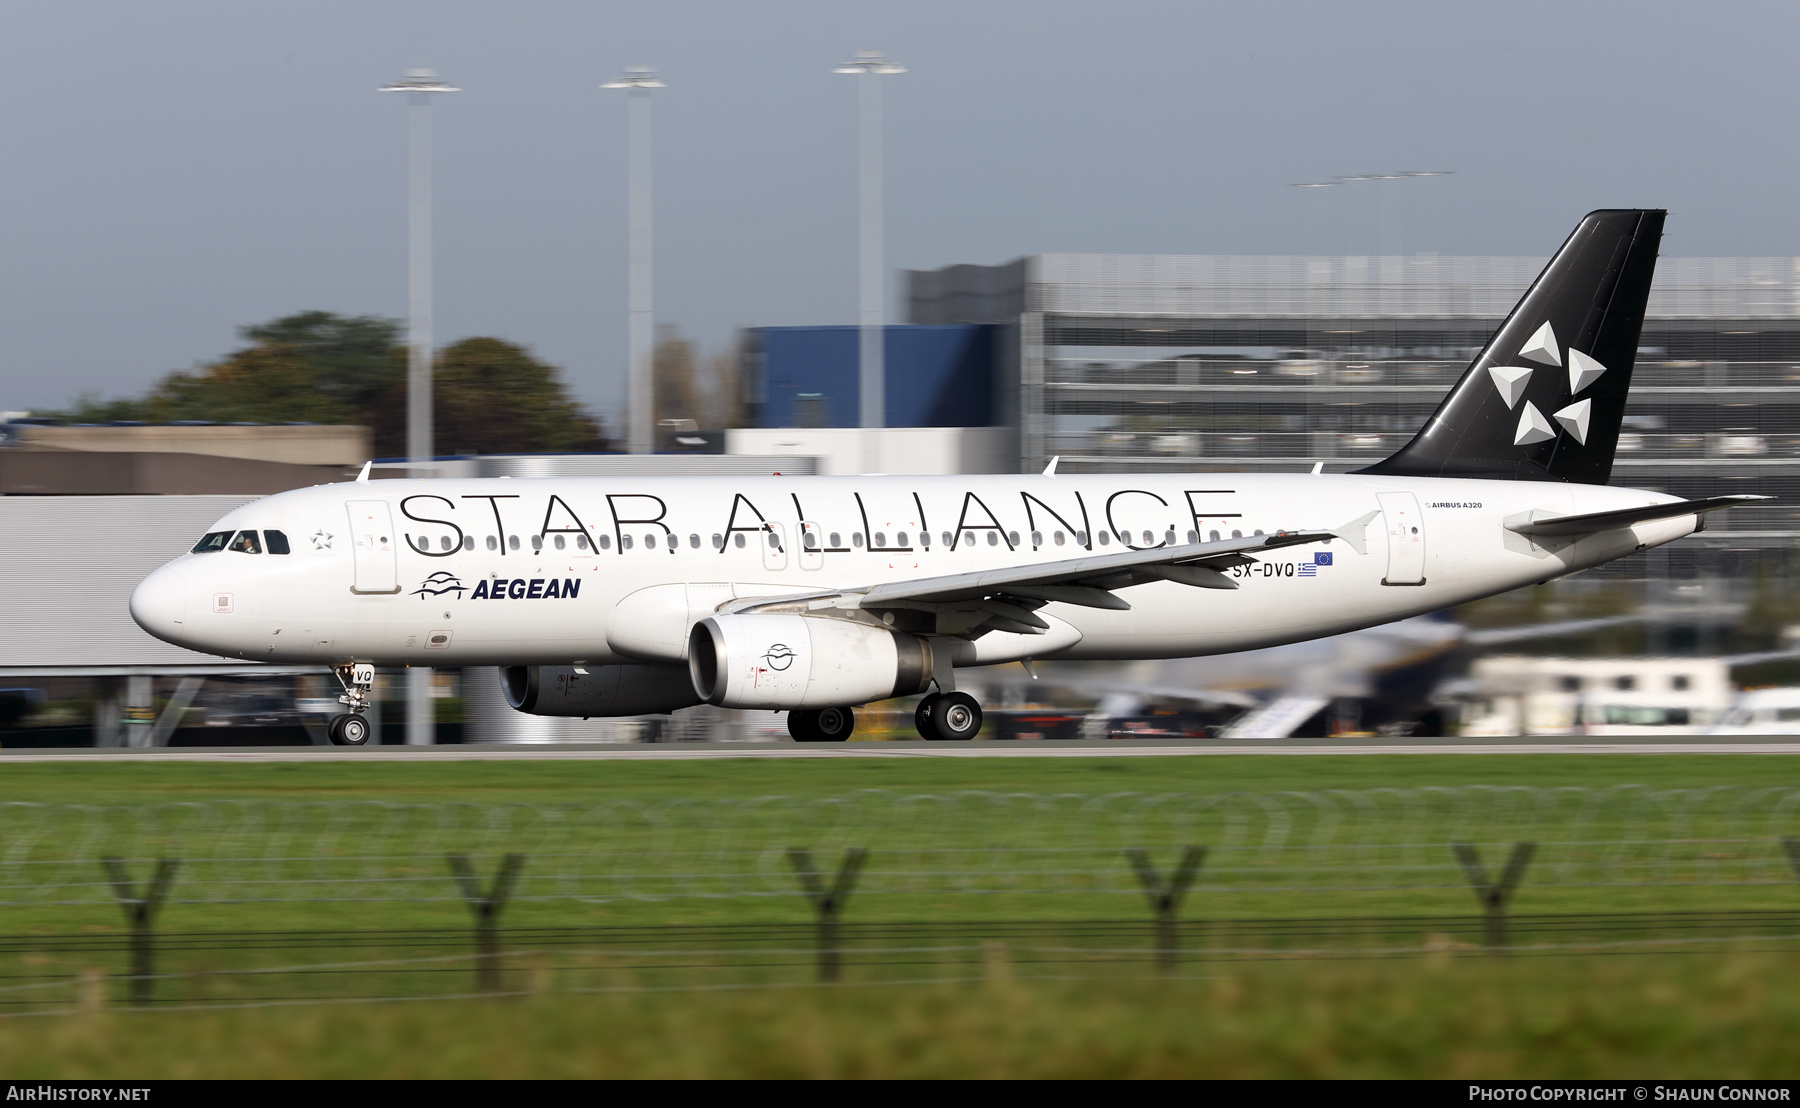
[{"xmin": 1504, "ymin": 495, "xmax": 1770, "ymax": 538}]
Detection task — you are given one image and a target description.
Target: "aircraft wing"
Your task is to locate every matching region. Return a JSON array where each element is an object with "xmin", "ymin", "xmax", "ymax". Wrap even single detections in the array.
[
  {"xmin": 856, "ymin": 529, "xmax": 1336, "ymax": 608},
  {"xmin": 723, "ymin": 529, "xmax": 1338, "ymax": 639},
  {"xmin": 1504, "ymin": 495, "xmax": 1769, "ymax": 538}
]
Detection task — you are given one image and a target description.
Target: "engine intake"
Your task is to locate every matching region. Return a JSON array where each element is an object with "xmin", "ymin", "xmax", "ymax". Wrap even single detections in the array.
[
  {"xmin": 688, "ymin": 614, "xmax": 933, "ymax": 710},
  {"xmin": 501, "ymin": 664, "xmax": 700, "ymax": 717}
]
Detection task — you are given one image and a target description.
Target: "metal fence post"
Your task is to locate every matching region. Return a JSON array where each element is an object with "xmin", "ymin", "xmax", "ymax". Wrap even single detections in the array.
[
  {"xmin": 1779, "ymin": 837, "xmax": 1800, "ymax": 882},
  {"xmin": 447, "ymin": 853, "xmax": 526, "ymax": 993},
  {"xmin": 1452, "ymin": 842, "xmax": 1535, "ymax": 949},
  {"xmin": 100, "ymin": 857, "xmax": 179, "ymax": 1005},
  {"xmin": 786, "ymin": 848, "xmax": 868, "ymax": 983},
  {"xmin": 1125, "ymin": 847, "xmax": 1206, "ymax": 973}
]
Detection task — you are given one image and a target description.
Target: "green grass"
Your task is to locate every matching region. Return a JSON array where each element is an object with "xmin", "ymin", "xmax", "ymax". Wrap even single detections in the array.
[
  {"xmin": 6, "ymin": 753, "xmax": 1800, "ymax": 805},
  {"xmin": 3, "ymin": 755, "xmax": 1800, "ymax": 935},
  {"xmin": 6, "ymin": 949, "xmax": 1800, "ymax": 1078}
]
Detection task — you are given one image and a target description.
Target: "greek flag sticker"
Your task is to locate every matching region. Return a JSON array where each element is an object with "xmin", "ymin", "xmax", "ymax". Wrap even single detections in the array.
[{"xmin": 1298, "ymin": 551, "xmax": 1333, "ymax": 577}]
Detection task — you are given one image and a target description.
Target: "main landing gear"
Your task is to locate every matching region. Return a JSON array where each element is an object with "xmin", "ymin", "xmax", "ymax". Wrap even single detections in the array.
[
  {"xmin": 789, "ymin": 707, "xmax": 855, "ymax": 743},
  {"xmin": 328, "ymin": 662, "xmax": 376, "ymax": 747},
  {"xmin": 914, "ymin": 691, "xmax": 983, "ymax": 741}
]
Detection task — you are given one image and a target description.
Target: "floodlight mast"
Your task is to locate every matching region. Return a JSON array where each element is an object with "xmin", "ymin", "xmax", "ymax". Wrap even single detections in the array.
[
  {"xmin": 835, "ymin": 51, "xmax": 904, "ymax": 473},
  {"xmin": 379, "ymin": 69, "xmax": 459, "ymax": 478},
  {"xmin": 380, "ymin": 68, "xmax": 457, "ymax": 748},
  {"xmin": 604, "ymin": 66, "xmax": 665, "ymax": 455}
]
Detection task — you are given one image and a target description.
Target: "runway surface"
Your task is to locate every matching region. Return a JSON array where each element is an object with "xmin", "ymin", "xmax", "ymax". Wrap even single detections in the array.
[{"xmin": 4, "ymin": 737, "xmax": 1800, "ymax": 761}]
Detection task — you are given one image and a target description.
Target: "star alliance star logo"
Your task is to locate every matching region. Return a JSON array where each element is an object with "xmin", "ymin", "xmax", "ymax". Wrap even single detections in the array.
[
  {"xmin": 310, "ymin": 530, "xmax": 334, "ymax": 550},
  {"xmin": 1486, "ymin": 321, "xmax": 1603, "ymax": 448}
]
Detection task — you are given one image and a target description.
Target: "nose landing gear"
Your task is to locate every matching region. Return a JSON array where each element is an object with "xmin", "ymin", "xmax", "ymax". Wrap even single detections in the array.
[{"xmin": 328, "ymin": 662, "xmax": 376, "ymax": 747}]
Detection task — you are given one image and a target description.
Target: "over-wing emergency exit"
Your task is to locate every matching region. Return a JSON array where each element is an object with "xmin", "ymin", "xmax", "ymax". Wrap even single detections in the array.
[{"xmin": 130, "ymin": 210, "xmax": 1766, "ymax": 744}]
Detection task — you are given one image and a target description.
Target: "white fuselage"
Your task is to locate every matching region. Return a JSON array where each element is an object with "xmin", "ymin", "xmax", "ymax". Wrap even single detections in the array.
[{"xmin": 129, "ymin": 472, "xmax": 1697, "ymax": 668}]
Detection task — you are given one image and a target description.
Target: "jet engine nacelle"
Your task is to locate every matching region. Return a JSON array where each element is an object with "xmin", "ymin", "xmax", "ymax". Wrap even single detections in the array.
[
  {"xmin": 688, "ymin": 614, "xmax": 933, "ymax": 710},
  {"xmin": 501, "ymin": 664, "xmax": 701, "ymax": 717}
]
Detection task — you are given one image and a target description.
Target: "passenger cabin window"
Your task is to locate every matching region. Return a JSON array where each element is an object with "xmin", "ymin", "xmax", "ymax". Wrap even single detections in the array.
[
  {"xmin": 531, "ymin": 536, "xmax": 543, "ymax": 551},
  {"xmin": 689, "ymin": 534, "xmax": 700, "ymax": 549},
  {"xmin": 508, "ymin": 535, "xmax": 520, "ymax": 551},
  {"xmin": 577, "ymin": 535, "xmax": 590, "ymax": 550},
  {"xmin": 264, "ymin": 530, "xmax": 291, "ymax": 555},
  {"xmin": 486, "ymin": 536, "xmax": 498, "ymax": 551},
  {"xmin": 1671, "ymin": 675, "xmax": 1691, "ymax": 691},
  {"xmin": 734, "ymin": 533, "xmax": 746, "ymax": 549},
  {"xmin": 192, "ymin": 531, "xmax": 232, "ymax": 553},
  {"xmin": 554, "ymin": 535, "xmax": 566, "ymax": 550},
  {"xmin": 598, "ymin": 535, "xmax": 611, "ymax": 550},
  {"xmin": 874, "ymin": 532, "xmax": 886, "ymax": 547},
  {"xmin": 227, "ymin": 530, "xmax": 262, "ymax": 554},
  {"xmin": 462, "ymin": 536, "xmax": 475, "ymax": 551}
]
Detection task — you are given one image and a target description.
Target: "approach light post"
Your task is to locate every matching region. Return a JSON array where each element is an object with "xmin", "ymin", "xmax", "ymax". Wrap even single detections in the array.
[
  {"xmin": 834, "ymin": 51, "xmax": 905, "ymax": 473},
  {"xmin": 381, "ymin": 68, "xmax": 457, "ymax": 748},
  {"xmin": 604, "ymin": 66, "xmax": 664, "ymax": 455}
]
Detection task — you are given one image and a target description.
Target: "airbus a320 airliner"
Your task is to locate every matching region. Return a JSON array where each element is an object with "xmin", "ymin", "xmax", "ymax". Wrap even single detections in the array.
[{"xmin": 130, "ymin": 210, "xmax": 1765, "ymax": 744}]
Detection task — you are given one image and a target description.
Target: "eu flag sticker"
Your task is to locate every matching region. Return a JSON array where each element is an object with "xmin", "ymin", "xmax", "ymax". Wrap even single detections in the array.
[{"xmin": 1298, "ymin": 551, "xmax": 1333, "ymax": 577}]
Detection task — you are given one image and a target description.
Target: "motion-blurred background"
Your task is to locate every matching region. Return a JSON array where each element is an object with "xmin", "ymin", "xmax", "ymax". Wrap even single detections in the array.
[{"xmin": 4, "ymin": 0, "xmax": 1799, "ymax": 744}]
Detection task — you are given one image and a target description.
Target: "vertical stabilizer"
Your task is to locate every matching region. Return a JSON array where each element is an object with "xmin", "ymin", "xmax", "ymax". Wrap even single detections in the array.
[{"xmin": 1358, "ymin": 209, "xmax": 1664, "ymax": 484}]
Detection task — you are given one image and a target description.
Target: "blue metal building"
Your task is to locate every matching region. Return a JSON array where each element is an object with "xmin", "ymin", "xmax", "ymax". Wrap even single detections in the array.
[{"xmin": 745, "ymin": 324, "xmax": 995, "ymax": 428}]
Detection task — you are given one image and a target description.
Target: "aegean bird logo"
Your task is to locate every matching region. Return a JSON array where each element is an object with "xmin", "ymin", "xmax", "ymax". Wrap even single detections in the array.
[
  {"xmin": 762, "ymin": 643, "xmax": 796, "ymax": 671},
  {"xmin": 412, "ymin": 572, "xmax": 467, "ymax": 599},
  {"xmin": 1486, "ymin": 321, "xmax": 1606, "ymax": 449}
]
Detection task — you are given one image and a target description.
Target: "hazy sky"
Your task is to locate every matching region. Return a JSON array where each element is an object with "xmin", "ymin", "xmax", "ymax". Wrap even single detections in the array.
[{"xmin": 4, "ymin": 1, "xmax": 1797, "ymax": 426}]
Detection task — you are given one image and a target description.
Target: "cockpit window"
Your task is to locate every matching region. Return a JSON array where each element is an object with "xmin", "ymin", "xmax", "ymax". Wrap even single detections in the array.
[
  {"xmin": 264, "ymin": 530, "xmax": 290, "ymax": 555},
  {"xmin": 227, "ymin": 530, "xmax": 263, "ymax": 554},
  {"xmin": 191, "ymin": 531, "xmax": 232, "ymax": 553}
]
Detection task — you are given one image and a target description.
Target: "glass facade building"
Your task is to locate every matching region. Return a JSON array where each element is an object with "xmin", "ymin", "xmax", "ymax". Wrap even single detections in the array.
[{"xmin": 908, "ymin": 253, "xmax": 1800, "ymax": 578}]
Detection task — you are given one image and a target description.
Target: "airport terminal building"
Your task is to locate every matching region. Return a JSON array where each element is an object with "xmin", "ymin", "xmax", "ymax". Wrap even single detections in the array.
[{"xmin": 904, "ymin": 252, "xmax": 1800, "ymax": 577}]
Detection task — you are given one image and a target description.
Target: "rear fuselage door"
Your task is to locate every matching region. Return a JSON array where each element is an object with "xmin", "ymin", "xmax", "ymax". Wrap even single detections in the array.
[
  {"xmin": 347, "ymin": 500, "xmax": 400, "ymax": 594},
  {"xmin": 1376, "ymin": 491, "xmax": 1426, "ymax": 586}
]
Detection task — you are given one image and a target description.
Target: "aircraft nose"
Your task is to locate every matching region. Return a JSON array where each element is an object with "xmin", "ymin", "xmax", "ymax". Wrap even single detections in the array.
[{"xmin": 129, "ymin": 565, "xmax": 189, "ymax": 644}]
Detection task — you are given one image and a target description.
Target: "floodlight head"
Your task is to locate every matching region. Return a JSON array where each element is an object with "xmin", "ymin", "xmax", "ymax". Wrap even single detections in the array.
[
  {"xmin": 603, "ymin": 65, "xmax": 665, "ymax": 90},
  {"xmin": 834, "ymin": 49, "xmax": 906, "ymax": 75},
  {"xmin": 380, "ymin": 68, "xmax": 459, "ymax": 94}
]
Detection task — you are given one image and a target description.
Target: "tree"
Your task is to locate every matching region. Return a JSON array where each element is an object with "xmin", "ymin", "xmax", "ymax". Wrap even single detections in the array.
[
  {"xmin": 240, "ymin": 311, "xmax": 404, "ymax": 414},
  {"xmin": 47, "ymin": 311, "xmax": 612, "ymax": 458},
  {"xmin": 653, "ymin": 324, "xmax": 702, "ymax": 430},
  {"xmin": 428, "ymin": 337, "xmax": 609, "ymax": 458},
  {"xmin": 652, "ymin": 323, "xmax": 748, "ymax": 431}
]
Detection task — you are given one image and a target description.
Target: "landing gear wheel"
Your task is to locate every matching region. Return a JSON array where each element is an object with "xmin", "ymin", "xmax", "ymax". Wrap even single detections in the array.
[
  {"xmin": 788, "ymin": 707, "xmax": 855, "ymax": 743},
  {"xmin": 927, "ymin": 692, "xmax": 983, "ymax": 741},
  {"xmin": 914, "ymin": 693, "xmax": 943, "ymax": 739},
  {"xmin": 328, "ymin": 713, "xmax": 370, "ymax": 746}
]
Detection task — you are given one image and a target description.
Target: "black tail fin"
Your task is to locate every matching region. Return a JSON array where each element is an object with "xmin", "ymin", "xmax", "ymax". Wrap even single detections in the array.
[{"xmin": 1358, "ymin": 209, "xmax": 1664, "ymax": 484}]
